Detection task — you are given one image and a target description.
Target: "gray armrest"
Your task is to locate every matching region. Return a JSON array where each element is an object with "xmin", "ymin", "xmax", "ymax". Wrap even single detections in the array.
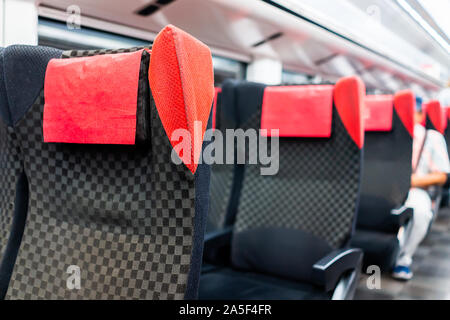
[
  {"xmin": 389, "ymin": 206, "xmax": 413, "ymax": 230},
  {"xmin": 312, "ymin": 248, "xmax": 363, "ymax": 292}
]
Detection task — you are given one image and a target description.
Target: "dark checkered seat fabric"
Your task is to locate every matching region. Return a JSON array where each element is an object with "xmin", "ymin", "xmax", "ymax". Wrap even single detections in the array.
[
  {"xmin": 0, "ymin": 26, "xmax": 213, "ymax": 299},
  {"xmin": 200, "ymin": 77, "xmax": 365, "ymax": 299}
]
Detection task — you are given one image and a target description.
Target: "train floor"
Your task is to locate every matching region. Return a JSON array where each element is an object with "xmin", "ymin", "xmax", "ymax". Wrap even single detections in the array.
[{"xmin": 355, "ymin": 208, "xmax": 450, "ymax": 300}]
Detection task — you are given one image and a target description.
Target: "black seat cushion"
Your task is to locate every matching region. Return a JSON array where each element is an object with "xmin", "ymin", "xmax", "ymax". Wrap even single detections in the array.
[
  {"xmin": 199, "ymin": 268, "xmax": 332, "ymax": 300},
  {"xmin": 351, "ymin": 229, "xmax": 399, "ymax": 272}
]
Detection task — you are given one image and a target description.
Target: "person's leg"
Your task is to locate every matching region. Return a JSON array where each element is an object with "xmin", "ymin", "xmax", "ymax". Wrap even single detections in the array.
[{"xmin": 393, "ymin": 188, "xmax": 433, "ymax": 279}]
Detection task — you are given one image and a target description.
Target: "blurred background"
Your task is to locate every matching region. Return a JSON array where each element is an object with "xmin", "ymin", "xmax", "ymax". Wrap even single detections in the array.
[{"xmin": 1, "ymin": 0, "xmax": 449, "ymax": 99}]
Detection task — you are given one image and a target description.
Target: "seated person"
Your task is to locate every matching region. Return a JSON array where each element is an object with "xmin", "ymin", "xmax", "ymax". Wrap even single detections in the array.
[{"xmin": 393, "ymin": 97, "xmax": 450, "ymax": 281}]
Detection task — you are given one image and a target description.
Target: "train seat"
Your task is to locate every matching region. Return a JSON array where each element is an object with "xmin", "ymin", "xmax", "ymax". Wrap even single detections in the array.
[
  {"xmin": 0, "ymin": 25, "xmax": 214, "ymax": 299},
  {"xmin": 199, "ymin": 76, "xmax": 365, "ymax": 300},
  {"xmin": 351, "ymin": 91, "xmax": 415, "ymax": 272}
]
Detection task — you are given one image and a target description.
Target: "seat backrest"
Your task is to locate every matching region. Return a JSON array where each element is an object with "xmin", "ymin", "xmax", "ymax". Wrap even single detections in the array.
[
  {"xmin": 357, "ymin": 91, "xmax": 414, "ymax": 233},
  {"xmin": 230, "ymin": 77, "xmax": 365, "ymax": 284},
  {"xmin": 206, "ymin": 80, "xmax": 266, "ymax": 232},
  {"xmin": 425, "ymin": 100, "xmax": 446, "ymax": 134},
  {"xmin": 0, "ymin": 25, "xmax": 214, "ymax": 300}
]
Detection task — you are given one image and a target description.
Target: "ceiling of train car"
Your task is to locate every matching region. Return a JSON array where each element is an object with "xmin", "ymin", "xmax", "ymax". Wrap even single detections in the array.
[
  {"xmin": 37, "ymin": 0, "xmax": 449, "ymax": 95},
  {"xmin": 348, "ymin": 0, "xmax": 450, "ymax": 65}
]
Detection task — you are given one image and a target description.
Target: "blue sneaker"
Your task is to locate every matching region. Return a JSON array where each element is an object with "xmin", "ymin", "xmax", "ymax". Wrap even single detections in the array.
[{"xmin": 392, "ymin": 265, "xmax": 413, "ymax": 281}]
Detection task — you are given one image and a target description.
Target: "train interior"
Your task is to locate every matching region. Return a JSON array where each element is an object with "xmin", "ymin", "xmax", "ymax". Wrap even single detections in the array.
[{"xmin": 0, "ymin": 0, "xmax": 450, "ymax": 302}]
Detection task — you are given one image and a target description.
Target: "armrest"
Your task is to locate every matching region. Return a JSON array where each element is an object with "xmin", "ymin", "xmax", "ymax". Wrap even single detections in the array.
[
  {"xmin": 203, "ymin": 227, "xmax": 233, "ymax": 265},
  {"xmin": 389, "ymin": 206, "xmax": 413, "ymax": 230},
  {"xmin": 312, "ymin": 248, "xmax": 363, "ymax": 292}
]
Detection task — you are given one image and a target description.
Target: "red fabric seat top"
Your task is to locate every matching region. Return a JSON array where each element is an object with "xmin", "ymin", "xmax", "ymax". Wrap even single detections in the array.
[
  {"xmin": 43, "ymin": 49, "xmax": 144, "ymax": 145},
  {"xmin": 261, "ymin": 85, "xmax": 334, "ymax": 138},
  {"xmin": 425, "ymin": 100, "xmax": 447, "ymax": 134},
  {"xmin": 364, "ymin": 95, "xmax": 393, "ymax": 132}
]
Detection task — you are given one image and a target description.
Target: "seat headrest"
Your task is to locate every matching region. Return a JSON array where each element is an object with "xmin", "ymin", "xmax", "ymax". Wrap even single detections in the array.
[
  {"xmin": 260, "ymin": 76, "xmax": 365, "ymax": 149},
  {"xmin": 43, "ymin": 49, "xmax": 147, "ymax": 145},
  {"xmin": 149, "ymin": 24, "xmax": 214, "ymax": 174},
  {"xmin": 424, "ymin": 100, "xmax": 446, "ymax": 134},
  {"xmin": 261, "ymin": 85, "xmax": 334, "ymax": 137},
  {"xmin": 393, "ymin": 90, "xmax": 415, "ymax": 137},
  {"xmin": 364, "ymin": 95, "xmax": 393, "ymax": 132},
  {"xmin": 333, "ymin": 76, "xmax": 366, "ymax": 149}
]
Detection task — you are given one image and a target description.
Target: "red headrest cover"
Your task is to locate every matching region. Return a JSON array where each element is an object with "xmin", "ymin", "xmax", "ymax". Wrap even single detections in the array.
[
  {"xmin": 44, "ymin": 49, "xmax": 145, "ymax": 145},
  {"xmin": 425, "ymin": 100, "xmax": 446, "ymax": 134},
  {"xmin": 334, "ymin": 76, "xmax": 366, "ymax": 149},
  {"xmin": 364, "ymin": 95, "xmax": 393, "ymax": 132},
  {"xmin": 149, "ymin": 25, "xmax": 214, "ymax": 174},
  {"xmin": 393, "ymin": 90, "xmax": 415, "ymax": 137},
  {"xmin": 261, "ymin": 85, "xmax": 334, "ymax": 137}
]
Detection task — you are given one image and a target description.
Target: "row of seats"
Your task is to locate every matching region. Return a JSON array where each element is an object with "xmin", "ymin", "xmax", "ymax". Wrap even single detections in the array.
[
  {"xmin": 0, "ymin": 24, "xmax": 448, "ymax": 299},
  {"xmin": 201, "ymin": 80, "xmax": 449, "ymax": 299}
]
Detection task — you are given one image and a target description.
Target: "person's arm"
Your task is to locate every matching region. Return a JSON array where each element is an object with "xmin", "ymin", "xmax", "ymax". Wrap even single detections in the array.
[{"xmin": 411, "ymin": 172, "xmax": 448, "ymax": 188}]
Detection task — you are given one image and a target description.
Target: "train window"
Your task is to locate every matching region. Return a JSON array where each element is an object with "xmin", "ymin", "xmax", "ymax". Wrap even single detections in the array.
[
  {"xmin": 38, "ymin": 18, "xmax": 149, "ymax": 50},
  {"xmin": 38, "ymin": 17, "xmax": 245, "ymax": 87},
  {"xmin": 212, "ymin": 55, "xmax": 246, "ymax": 86},
  {"xmin": 282, "ymin": 70, "xmax": 314, "ymax": 85}
]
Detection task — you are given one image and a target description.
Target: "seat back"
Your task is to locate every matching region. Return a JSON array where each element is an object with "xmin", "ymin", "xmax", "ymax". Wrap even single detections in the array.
[
  {"xmin": 206, "ymin": 81, "xmax": 266, "ymax": 232},
  {"xmin": 425, "ymin": 100, "xmax": 446, "ymax": 134},
  {"xmin": 0, "ymin": 25, "xmax": 214, "ymax": 300},
  {"xmin": 357, "ymin": 91, "xmax": 414, "ymax": 233},
  {"xmin": 230, "ymin": 77, "xmax": 365, "ymax": 284}
]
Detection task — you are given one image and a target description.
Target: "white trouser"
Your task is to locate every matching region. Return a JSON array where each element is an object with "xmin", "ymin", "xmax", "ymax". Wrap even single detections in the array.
[{"xmin": 396, "ymin": 188, "xmax": 433, "ymax": 267}]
